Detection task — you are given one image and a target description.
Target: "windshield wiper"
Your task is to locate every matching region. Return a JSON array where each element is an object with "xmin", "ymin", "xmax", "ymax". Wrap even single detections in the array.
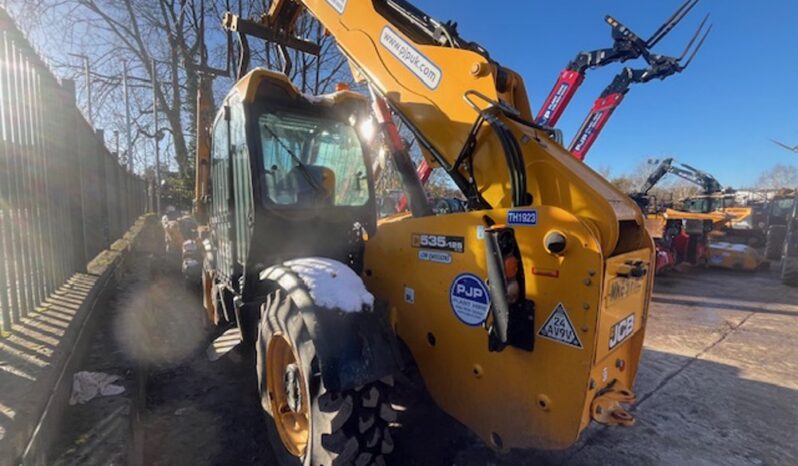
[{"xmin": 261, "ymin": 123, "xmax": 327, "ymax": 196}]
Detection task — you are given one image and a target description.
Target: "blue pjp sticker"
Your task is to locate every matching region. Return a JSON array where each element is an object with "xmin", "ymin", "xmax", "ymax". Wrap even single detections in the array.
[
  {"xmin": 449, "ymin": 273, "xmax": 491, "ymax": 326},
  {"xmin": 507, "ymin": 209, "xmax": 538, "ymax": 226}
]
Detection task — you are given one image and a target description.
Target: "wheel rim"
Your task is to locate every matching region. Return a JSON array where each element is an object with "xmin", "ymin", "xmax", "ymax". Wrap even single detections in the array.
[{"xmin": 267, "ymin": 334, "xmax": 310, "ymax": 457}]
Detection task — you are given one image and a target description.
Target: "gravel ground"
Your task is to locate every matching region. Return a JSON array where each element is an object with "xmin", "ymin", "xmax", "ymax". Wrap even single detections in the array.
[{"xmin": 50, "ymin": 257, "xmax": 798, "ymax": 465}]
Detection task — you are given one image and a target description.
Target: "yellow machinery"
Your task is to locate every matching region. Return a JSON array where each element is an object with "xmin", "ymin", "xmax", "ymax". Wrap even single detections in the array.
[
  {"xmin": 629, "ymin": 158, "xmax": 765, "ymax": 271},
  {"xmin": 195, "ymin": 1, "xmax": 656, "ymax": 463},
  {"xmin": 671, "ymin": 204, "xmax": 768, "ymax": 270},
  {"xmin": 661, "ymin": 208, "xmax": 766, "ymax": 271},
  {"xmin": 681, "ymin": 192, "xmax": 763, "ymax": 242}
]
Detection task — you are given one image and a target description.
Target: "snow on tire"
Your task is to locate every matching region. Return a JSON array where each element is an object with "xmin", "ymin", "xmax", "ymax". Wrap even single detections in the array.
[{"xmin": 257, "ymin": 289, "xmax": 396, "ymax": 466}]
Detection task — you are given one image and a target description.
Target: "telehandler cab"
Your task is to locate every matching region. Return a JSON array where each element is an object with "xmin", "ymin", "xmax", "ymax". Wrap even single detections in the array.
[
  {"xmin": 193, "ymin": 1, "xmax": 657, "ymax": 464},
  {"xmin": 764, "ymin": 189, "xmax": 796, "ymax": 260}
]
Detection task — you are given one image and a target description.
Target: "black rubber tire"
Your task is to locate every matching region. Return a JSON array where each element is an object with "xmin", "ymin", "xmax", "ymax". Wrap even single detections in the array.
[
  {"xmin": 782, "ymin": 257, "xmax": 798, "ymax": 287},
  {"xmin": 257, "ymin": 289, "xmax": 396, "ymax": 466},
  {"xmin": 765, "ymin": 225, "xmax": 788, "ymax": 260}
]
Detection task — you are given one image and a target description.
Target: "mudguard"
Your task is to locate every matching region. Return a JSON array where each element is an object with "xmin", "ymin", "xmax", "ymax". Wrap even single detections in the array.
[{"xmin": 259, "ymin": 263, "xmax": 402, "ymax": 392}]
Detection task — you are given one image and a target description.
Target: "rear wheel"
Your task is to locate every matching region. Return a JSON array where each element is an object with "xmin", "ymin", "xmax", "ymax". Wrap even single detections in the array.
[
  {"xmin": 782, "ymin": 257, "xmax": 798, "ymax": 287},
  {"xmin": 765, "ymin": 225, "xmax": 788, "ymax": 260},
  {"xmin": 257, "ymin": 290, "xmax": 396, "ymax": 466}
]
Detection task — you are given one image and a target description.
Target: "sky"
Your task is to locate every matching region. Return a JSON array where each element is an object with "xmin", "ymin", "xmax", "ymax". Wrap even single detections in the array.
[{"xmin": 413, "ymin": 0, "xmax": 798, "ymax": 187}]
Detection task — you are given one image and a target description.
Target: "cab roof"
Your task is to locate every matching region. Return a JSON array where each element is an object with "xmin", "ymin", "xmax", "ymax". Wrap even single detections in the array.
[{"xmin": 232, "ymin": 68, "xmax": 367, "ymax": 107}]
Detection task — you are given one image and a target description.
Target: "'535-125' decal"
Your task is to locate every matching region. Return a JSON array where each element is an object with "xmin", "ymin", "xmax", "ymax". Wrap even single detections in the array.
[{"xmin": 411, "ymin": 234, "xmax": 464, "ymax": 253}]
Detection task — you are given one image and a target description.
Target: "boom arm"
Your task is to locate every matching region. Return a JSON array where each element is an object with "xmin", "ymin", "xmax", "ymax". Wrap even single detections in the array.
[
  {"xmin": 637, "ymin": 158, "xmax": 675, "ymax": 196},
  {"xmin": 668, "ymin": 162, "xmax": 722, "ymax": 194}
]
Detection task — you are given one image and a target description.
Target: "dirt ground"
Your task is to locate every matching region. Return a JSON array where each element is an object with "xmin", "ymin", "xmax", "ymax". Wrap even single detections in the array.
[{"xmin": 50, "ymin": 253, "xmax": 798, "ymax": 466}]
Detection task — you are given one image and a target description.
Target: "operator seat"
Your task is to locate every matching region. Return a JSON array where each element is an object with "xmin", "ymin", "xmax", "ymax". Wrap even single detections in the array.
[{"xmin": 288, "ymin": 165, "xmax": 335, "ymax": 206}]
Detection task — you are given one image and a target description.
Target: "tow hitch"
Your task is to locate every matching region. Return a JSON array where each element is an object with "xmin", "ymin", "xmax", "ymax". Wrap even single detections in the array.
[{"xmin": 590, "ymin": 381, "xmax": 637, "ymax": 426}]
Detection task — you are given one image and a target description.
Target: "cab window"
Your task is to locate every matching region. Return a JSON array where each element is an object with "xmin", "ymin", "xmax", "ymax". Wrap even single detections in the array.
[
  {"xmin": 211, "ymin": 110, "xmax": 230, "ymax": 217},
  {"xmin": 258, "ymin": 112, "xmax": 370, "ymax": 207},
  {"xmin": 772, "ymin": 198, "xmax": 795, "ymax": 217}
]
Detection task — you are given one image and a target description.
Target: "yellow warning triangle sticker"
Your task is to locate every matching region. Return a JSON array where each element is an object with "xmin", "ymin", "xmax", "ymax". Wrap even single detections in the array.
[{"xmin": 537, "ymin": 303, "xmax": 583, "ymax": 349}]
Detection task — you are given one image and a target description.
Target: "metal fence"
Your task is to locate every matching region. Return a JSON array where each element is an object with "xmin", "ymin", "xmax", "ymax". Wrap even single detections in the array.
[{"xmin": 0, "ymin": 8, "xmax": 148, "ymax": 333}]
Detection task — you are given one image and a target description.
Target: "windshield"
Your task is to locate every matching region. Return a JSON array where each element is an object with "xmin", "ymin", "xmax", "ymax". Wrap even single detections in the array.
[
  {"xmin": 684, "ymin": 198, "xmax": 710, "ymax": 213},
  {"xmin": 258, "ymin": 112, "xmax": 370, "ymax": 207}
]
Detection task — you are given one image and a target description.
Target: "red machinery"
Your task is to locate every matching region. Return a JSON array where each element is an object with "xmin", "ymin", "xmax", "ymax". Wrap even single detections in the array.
[{"xmin": 568, "ymin": 27, "xmax": 710, "ymax": 160}]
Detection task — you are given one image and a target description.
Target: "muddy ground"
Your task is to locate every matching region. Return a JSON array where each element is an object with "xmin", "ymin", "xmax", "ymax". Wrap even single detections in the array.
[{"xmin": 50, "ymin": 251, "xmax": 798, "ymax": 466}]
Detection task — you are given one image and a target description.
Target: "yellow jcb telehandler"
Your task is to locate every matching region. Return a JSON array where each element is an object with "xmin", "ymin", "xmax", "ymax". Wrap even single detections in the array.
[{"xmin": 192, "ymin": 1, "xmax": 661, "ymax": 464}]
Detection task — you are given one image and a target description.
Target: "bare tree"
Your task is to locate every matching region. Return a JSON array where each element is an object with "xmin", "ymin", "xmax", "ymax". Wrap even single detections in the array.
[
  {"xmin": 756, "ymin": 164, "xmax": 798, "ymax": 190},
  {"xmin": 4, "ymin": 0, "xmax": 350, "ymax": 178}
]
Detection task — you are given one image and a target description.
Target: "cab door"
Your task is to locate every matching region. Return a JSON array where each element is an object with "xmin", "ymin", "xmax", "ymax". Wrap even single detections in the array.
[
  {"xmin": 229, "ymin": 98, "xmax": 253, "ymax": 275},
  {"xmin": 210, "ymin": 105, "xmax": 234, "ymax": 282}
]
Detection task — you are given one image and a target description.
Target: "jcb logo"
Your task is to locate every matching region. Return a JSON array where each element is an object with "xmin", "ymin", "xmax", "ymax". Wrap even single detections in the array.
[{"xmin": 609, "ymin": 314, "xmax": 635, "ymax": 349}]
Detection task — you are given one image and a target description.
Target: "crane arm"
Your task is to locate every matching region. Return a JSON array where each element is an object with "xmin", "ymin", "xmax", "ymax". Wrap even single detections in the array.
[
  {"xmin": 635, "ymin": 157, "xmax": 722, "ymax": 198},
  {"xmin": 637, "ymin": 158, "xmax": 675, "ymax": 195},
  {"xmin": 668, "ymin": 162, "xmax": 722, "ymax": 194},
  {"xmin": 569, "ymin": 14, "xmax": 710, "ymax": 161}
]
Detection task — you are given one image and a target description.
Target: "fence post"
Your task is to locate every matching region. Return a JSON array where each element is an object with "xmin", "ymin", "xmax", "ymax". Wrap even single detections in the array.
[
  {"xmin": 60, "ymin": 79, "xmax": 87, "ymax": 273},
  {"xmin": 96, "ymin": 129, "xmax": 110, "ymax": 250}
]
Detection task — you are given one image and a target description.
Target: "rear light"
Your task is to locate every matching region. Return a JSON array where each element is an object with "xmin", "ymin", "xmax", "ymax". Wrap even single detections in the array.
[
  {"xmin": 495, "ymin": 230, "xmax": 521, "ymax": 304},
  {"xmin": 503, "ymin": 256, "xmax": 519, "ymax": 279},
  {"xmin": 504, "ymin": 255, "xmax": 521, "ymax": 304},
  {"xmin": 483, "ymin": 223, "xmax": 534, "ymax": 352}
]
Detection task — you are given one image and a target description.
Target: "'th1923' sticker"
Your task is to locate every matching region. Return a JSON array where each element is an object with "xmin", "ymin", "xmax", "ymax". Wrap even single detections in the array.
[
  {"xmin": 507, "ymin": 209, "xmax": 538, "ymax": 226},
  {"xmin": 449, "ymin": 273, "xmax": 490, "ymax": 326}
]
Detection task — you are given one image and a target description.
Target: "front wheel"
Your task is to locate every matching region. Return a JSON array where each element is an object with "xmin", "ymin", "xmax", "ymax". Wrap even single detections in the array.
[{"xmin": 257, "ymin": 290, "xmax": 396, "ymax": 466}]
